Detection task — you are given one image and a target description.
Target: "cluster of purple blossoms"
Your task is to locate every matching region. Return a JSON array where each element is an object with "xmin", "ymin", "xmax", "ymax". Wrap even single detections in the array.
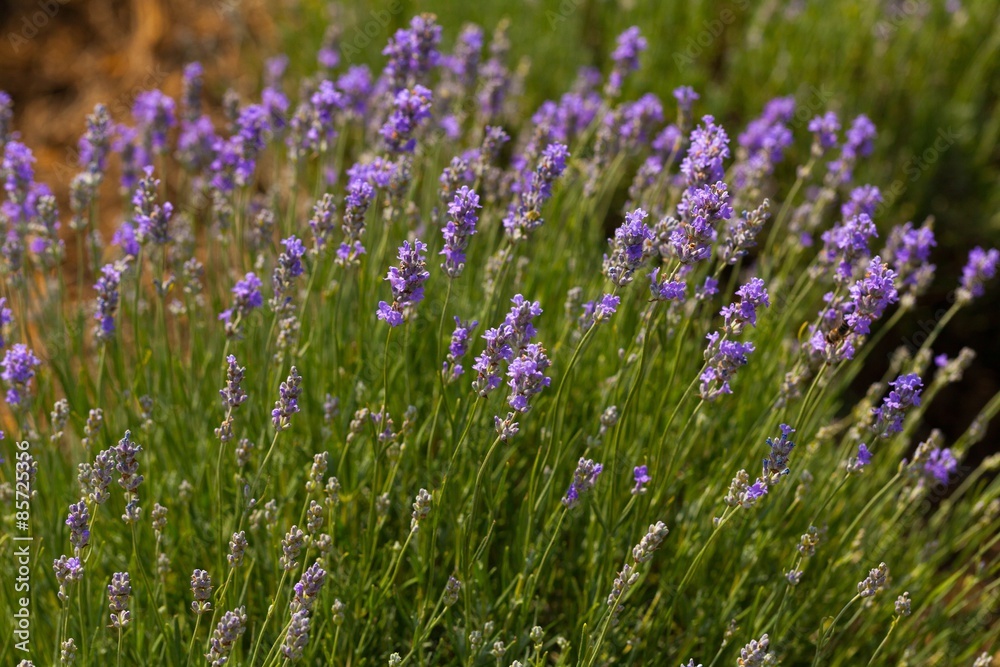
[
  {"xmin": 107, "ymin": 572, "xmax": 132, "ymax": 628},
  {"xmin": 2, "ymin": 140, "xmax": 35, "ymax": 210},
  {"xmin": 270, "ymin": 235, "xmax": 307, "ymax": 315},
  {"xmin": 603, "ymin": 208, "xmax": 653, "ymax": 287},
  {"xmin": 648, "ymin": 267, "xmax": 687, "ymax": 302},
  {"xmin": 562, "ymin": 457, "xmax": 603, "ymax": 509},
  {"xmin": 308, "ymin": 80, "xmax": 345, "ymax": 153},
  {"xmin": 272, "ymin": 366, "xmax": 303, "ymax": 431},
  {"xmin": 923, "ymin": 447, "xmax": 958, "ymax": 486},
  {"xmin": 114, "ymin": 430, "xmax": 144, "ymax": 523},
  {"xmin": 670, "ymin": 181, "xmax": 733, "ymax": 264},
  {"xmin": 220, "ymin": 354, "xmax": 248, "ymax": 409},
  {"xmin": 503, "ymin": 143, "xmax": 570, "ymax": 241},
  {"xmin": 219, "ymin": 272, "xmax": 264, "ymax": 338},
  {"xmin": 282, "ymin": 609, "xmax": 311, "ymax": 661},
  {"xmin": 94, "ymin": 263, "xmax": 123, "ymax": 343},
  {"xmin": 0, "ymin": 297, "xmax": 11, "ymax": 348},
  {"xmin": 618, "ymin": 94, "xmax": 664, "ymax": 146},
  {"xmin": 377, "ymin": 240, "xmax": 430, "ymax": 327},
  {"xmin": 724, "ymin": 469, "xmax": 768, "ymax": 509},
  {"xmin": 578, "ymin": 293, "xmax": 621, "ymax": 329},
  {"xmin": 700, "ymin": 333, "xmax": 755, "ymax": 401},
  {"xmin": 180, "ymin": 62, "xmax": 203, "ymax": 121},
  {"xmin": 958, "ymin": 246, "xmax": 999, "ymax": 301},
  {"xmin": 845, "ymin": 256, "xmax": 898, "ymax": 335},
  {"xmin": 872, "ymin": 373, "xmax": 923, "ymax": 438},
  {"xmin": 206, "ymin": 606, "xmax": 248, "ymax": 666},
  {"xmin": 846, "ymin": 442, "xmax": 873, "ymax": 475},
  {"xmin": 505, "ymin": 343, "xmax": 551, "ymax": 413},
  {"xmin": 720, "ymin": 277, "xmax": 770, "ymax": 335},
  {"xmin": 680, "ymin": 115, "xmax": 730, "ymax": 187},
  {"xmin": 446, "ymin": 23, "xmax": 483, "ymax": 90},
  {"xmin": 132, "ymin": 166, "xmax": 173, "ymax": 246},
  {"xmin": 828, "ymin": 114, "xmax": 877, "ymax": 183},
  {"xmin": 882, "ymin": 220, "xmax": 936, "ymax": 298},
  {"xmin": 632, "ymin": 466, "xmax": 651, "ymax": 495},
  {"xmin": 132, "ymin": 90, "xmax": 176, "ymax": 156},
  {"xmin": 66, "ymin": 500, "xmax": 90, "ymax": 552},
  {"xmin": 338, "ymin": 178, "xmax": 375, "ymax": 266},
  {"xmin": 190, "ymin": 569, "xmax": 213, "ymax": 615},
  {"xmin": 337, "ymin": 65, "xmax": 374, "ymax": 118},
  {"xmin": 440, "ymin": 186, "xmax": 481, "ymax": 277},
  {"xmin": 818, "ymin": 212, "xmax": 878, "ymax": 284},
  {"xmin": 472, "ymin": 295, "xmax": 542, "ymax": 396},
  {"xmin": 381, "ymin": 85, "xmax": 433, "ymax": 153},
  {"xmin": 291, "ymin": 561, "xmax": 327, "ymax": 613},
  {"xmin": 53, "ymin": 555, "xmax": 84, "ymax": 602},
  {"xmin": 308, "ymin": 193, "xmax": 337, "ymax": 254},
  {"xmin": 443, "ymin": 317, "xmax": 478, "ymax": 381},
  {"xmin": 737, "ymin": 96, "xmax": 795, "ymax": 172},
  {"xmin": 382, "ymin": 13, "xmax": 442, "ymax": 91},
  {"xmin": 761, "ymin": 424, "xmax": 796, "ymax": 484},
  {"xmin": 79, "ymin": 103, "xmax": 113, "ymax": 176},
  {"xmin": 720, "ymin": 199, "xmax": 771, "ymax": 265},
  {"xmin": 606, "ymin": 26, "xmax": 647, "ymax": 97},
  {"xmin": 2, "ymin": 343, "xmax": 41, "ymax": 406},
  {"xmin": 808, "ymin": 111, "xmax": 841, "ymax": 153},
  {"xmin": 841, "ymin": 185, "xmax": 882, "ymax": 219}
]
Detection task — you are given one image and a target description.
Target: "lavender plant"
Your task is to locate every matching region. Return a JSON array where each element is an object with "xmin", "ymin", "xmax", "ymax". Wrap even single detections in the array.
[{"xmin": 0, "ymin": 15, "xmax": 997, "ymax": 667}]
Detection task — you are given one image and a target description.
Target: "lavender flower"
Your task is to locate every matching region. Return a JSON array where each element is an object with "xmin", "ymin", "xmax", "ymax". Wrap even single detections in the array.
[
  {"xmin": 562, "ymin": 457, "xmax": 603, "ymax": 509},
  {"xmin": 670, "ymin": 182, "xmax": 733, "ymax": 264},
  {"xmin": 448, "ymin": 23, "xmax": 483, "ymax": 90},
  {"xmin": 720, "ymin": 278, "xmax": 770, "ymax": 335},
  {"xmin": 132, "ymin": 166, "xmax": 172, "ymax": 245},
  {"xmin": 872, "ymin": 373, "xmax": 923, "ymax": 437},
  {"xmin": 506, "ymin": 343, "xmax": 551, "ymax": 412},
  {"xmin": 338, "ymin": 66, "xmax": 374, "ymax": 117},
  {"xmin": 829, "ymin": 115, "xmax": 877, "ymax": 182},
  {"xmin": 228, "ymin": 531, "xmax": 248, "ymax": 568},
  {"xmin": 281, "ymin": 525, "xmax": 306, "ymax": 571},
  {"xmin": 632, "ymin": 466, "xmax": 651, "ymax": 495},
  {"xmin": 857, "ymin": 562, "xmax": 889, "ymax": 598},
  {"xmin": 377, "ymin": 240, "xmax": 430, "ymax": 327},
  {"xmin": 440, "ymin": 186, "xmax": 481, "ymax": 277},
  {"xmin": 845, "ymin": 256, "xmax": 898, "ymax": 335},
  {"xmin": 270, "ymin": 235, "xmax": 307, "ymax": 315},
  {"xmin": 761, "ymin": 424, "xmax": 795, "ymax": 484},
  {"xmin": 720, "ymin": 199, "xmax": 770, "ymax": 265},
  {"xmin": 883, "ymin": 220, "xmax": 936, "ymax": 298},
  {"xmin": 700, "ymin": 334, "xmax": 754, "ymax": 401},
  {"xmin": 180, "ymin": 62, "xmax": 203, "ymax": 121},
  {"xmin": 603, "ymin": 208, "xmax": 653, "ymax": 286},
  {"xmin": 503, "ymin": 143, "xmax": 570, "ymax": 241},
  {"xmin": 381, "ymin": 85, "xmax": 433, "ymax": 153},
  {"xmin": 924, "ymin": 447, "xmax": 958, "ymax": 485},
  {"xmin": 606, "ymin": 27, "xmax": 646, "ymax": 97},
  {"xmin": 94, "ymin": 263, "xmax": 122, "ymax": 343},
  {"xmin": 818, "ymin": 213, "xmax": 878, "ymax": 284},
  {"xmin": 272, "ymin": 366, "xmax": 303, "ymax": 431},
  {"xmin": 79, "ymin": 103, "xmax": 113, "ymax": 175},
  {"xmin": 107, "ymin": 572, "xmax": 132, "ymax": 628},
  {"xmin": 578, "ymin": 293, "xmax": 621, "ymax": 328},
  {"xmin": 958, "ymin": 246, "xmax": 999, "ymax": 301},
  {"xmin": 219, "ymin": 354, "xmax": 247, "ymax": 409},
  {"xmin": 846, "ymin": 442, "xmax": 872, "ymax": 475},
  {"xmin": 808, "ymin": 112, "xmax": 840, "ymax": 152},
  {"xmin": 206, "ymin": 606, "xmax": 247, "ymax": 666},
  {"xmin": 66, "ymin": 500, "xmax": 90, "ymax": 552},
  {"xmin": 281, "ymin": 609, "xmax": 310, "ymax": 661},
  {"xmin": 190, "ymin": 569, "xmax": 213, "ymax": 614},
  {"xmin": 737, "ymin": 634, "xmax": 775, "ymax": 666},
  {"xmin": 649, "ymin": 268, "xmax": 687, "ymax": 302},
  {"xmin": 2, "ymin": 343, "xmax": 41, "ymax": 406},
  {"xmin": 472, "ymin": 295, "xmax": 542, "ymax": 396},
  {"xmin": 338, "ymin": 179, "xmax": 374, "ymax": 266},
  {"xmin": 292, "ymin": 561, "xmax": 327, "ymax": 613},
  {"xmin": 443, "ymin": 317, "xmax": 478, "ymax": 381},
  {"xmin": 382, "ymin": 13, "xmax": 442, "ymax": 91},
  {"xmin": 443, "ymin": 576, "xmax": 462, "ymax": 606},
  {"xmin": 308, "ymin": 194, "xmax": 337, "ymax": 254},
  {"xmin": 680, "ymin": 115, "xmax": 730, "ymax": 187},
  {"xmin": 410, "ymin": 488, "xmax": 432, "ymax": 533},
  {"xmin": 724, "ymin": 469, "xmax": 769, "ymax": 509},
  {"xmin": 632, "ymin": 521, "xmax": 669, "ymax": 563},
  {"xmin": 53, "ymin": 555, "xmax": 83, "ymax": 602},
  {"xmin": 132, "ymin": 90, "xmax": 176, "ymax": 155},
  {"xmin": 220, "ymin": 272, "xmax": 263, "ymax": 338}
]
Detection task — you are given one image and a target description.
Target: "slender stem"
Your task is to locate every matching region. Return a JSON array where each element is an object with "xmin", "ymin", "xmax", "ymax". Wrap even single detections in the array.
[
  {"xmin": 867, "ymin": 616, "xmax": 900, "ymax": 667},
  {"xmin": 812, "ymin": 595, "xmax": 860, "ymax": 666}
]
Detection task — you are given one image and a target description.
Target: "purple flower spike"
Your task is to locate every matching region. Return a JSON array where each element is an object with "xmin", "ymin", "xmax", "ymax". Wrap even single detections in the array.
[
  {"xmin": 680, "ymin": 115, "xmax": 730, "ymax": 188},
  {"xmin": 220, "ymin": 272, "xmax": 264, "ymax": 338},
  {"xmin": 380, "ymin": 85, "xmax": 433, "ymax": 154},
  {"xmin": 632, "ymin": 465, "xmax": 651, "ymax": 495},
  {"xmin": 272, "ymin": 366, "xmax": 303, "ymax": 431},
  {"xmin": 377, "ymin": 240, "xmax": 430, "ymax": 327},
  {"xmin": 1, "ymin": 343, "xmax": 41, "ymax": 406},
  {"xmin": 883, "ymin": 220, "xmax": 936, "ymax": 297},
  {"xmin": 649, "ymin": 268, "xmax": 687, "ymax": 302},
  {"xmin": 958, "ymin": 246, "xmax": 999, "ymax": 301},
  {"xmin": 603, "ymin": 208, "xmax": 653, "ymax": 287},
  {"xmin": 606, "ymin": 26, "xmax": 646, "ymax": 97},
  {"xmin": 503, "ymin": 143, "xmax": 570, "ymax": 241},
  {"xmin": 721, "ymin": 277, "xmax": 770, "ymax": 335},
  {"xmin": 94, "ymin": 263, "xmax": 123, "ymax": 343},
  {"xmin": 671, "ymin": 182, "xmax": 733, "ymax": 264},
  {"xmin": 673, "ymin": 86, "xmax": 699, "ymax": 118},
  {"xmin": 440, "ymin": 186, "xmax": 481, "ymax": 278},
  {"xmin": 846, "ymin": 256, "xmax": 898, "ymax": 335},
  {"xmin": 808, "ymin": 111, "xmax": 840, "ymax": 151},
  {"xmin": 924, "ymin": 448, "xmax": 958, "ymax": 485},
  {"xmin": 506, "ymin": 343, "xmax": 551, "ymax": 413},
  {"xmin": 382, "ymin": 13, "xmax": 442, "ymax": 91},
  {"xmin": 700, "ymin": 333, "xmax": 754, "ymax": 401},
  {"xmin": 132, "ymin": 90, "xmax": 176, "ymax": 155},
  {"xmin": 872, "ymin": 373, "xmax": 923, "ymax": 438},
  {"xmin": 444, "ymin": 317, "xmax": 478, "ymax": 381},
  {"xmin": 563, "ymin": 457, "xmax": 603, "ymax": 508}
]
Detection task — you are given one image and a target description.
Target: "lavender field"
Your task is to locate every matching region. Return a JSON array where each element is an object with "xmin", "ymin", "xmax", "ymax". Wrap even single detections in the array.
[{"xmin": 0, "ymin": 5, "xmax": 999, "ymax": 667}]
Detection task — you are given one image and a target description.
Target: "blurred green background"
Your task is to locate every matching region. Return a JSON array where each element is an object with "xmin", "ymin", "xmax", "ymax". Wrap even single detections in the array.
[{"xmin": 274, "ymin": 0, "xmax": 1000, "ymax": 450}]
